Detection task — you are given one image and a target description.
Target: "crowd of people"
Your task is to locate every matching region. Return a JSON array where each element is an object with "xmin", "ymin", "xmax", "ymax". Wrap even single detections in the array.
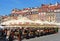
[{"xmin": 0, "ymin": 27, "xmax": 58, "ymax": 41}]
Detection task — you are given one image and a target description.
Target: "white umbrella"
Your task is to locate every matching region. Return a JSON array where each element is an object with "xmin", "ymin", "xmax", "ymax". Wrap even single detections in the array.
[
  {"xmin": 1, "ymin": 19, "xmax": 16, "ymax": 25},
  {"xmin": 15, "ymin": 17, "xmax": 34, "ymax": 24},
  {"xmin": 15, "ymin": 19, "xmax": 25, "ymax": 24},
  {"xmin": 34, "ymin": 20, "xmax": 43, "ymax": 25},
  {"xmin": 43, "ymin": 21, "xmax": 50, "ymax": 24},
  {"xmin": 1, "ymin": 22, "xmax": 9, "ymax": 25},
  {"xmin": 54, "ymin": 23, "xmax": 60, "ymax": 25},
  {"xmin": 1, "ymin": 17, "xmax": 34, "ymax": 25}
]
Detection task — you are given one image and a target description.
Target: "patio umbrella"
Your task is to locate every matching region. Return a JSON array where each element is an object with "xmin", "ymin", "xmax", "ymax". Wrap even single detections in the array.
[{"xmin": 34, "ymin": 20, "xmax": 43, "ymax": 25}]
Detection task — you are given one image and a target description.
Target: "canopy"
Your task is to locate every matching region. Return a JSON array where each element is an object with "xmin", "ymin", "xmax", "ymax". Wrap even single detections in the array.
[
  {"xmin": 43, "ymin": 21, "xmax": 50, "ymax": 24},
  {"xmin": 1, "ymin": 19, "xmax": 17, "ymax": 25},
  {"xmin": 1, "ymin": 16, "xmax": 60, "ymax": 26},
  {"xmin": 1, "ymin": 17, "xmax": 34, "ymax": 25},
  {"xmin": 34, "ymin": 20, "xmax": 43, "ymax": 25}
]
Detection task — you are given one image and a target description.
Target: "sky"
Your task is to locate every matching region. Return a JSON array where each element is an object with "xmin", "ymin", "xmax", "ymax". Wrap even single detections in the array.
[{"xmin": 0, "ymin": 0, "xmax": 60, "ymax": 16}]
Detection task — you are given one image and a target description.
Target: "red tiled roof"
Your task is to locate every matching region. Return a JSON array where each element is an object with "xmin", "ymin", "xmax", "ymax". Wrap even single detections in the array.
[
  {"xmin": 2, "ymin": 16, "xmax": 8, "ymax": 19},
  {"xmin": 49, "ymin": 6, "xmax": 57, "ymax": 10},
  {"xmin": 41, "ymin": 5, "xmax": 49, "ymax": 8},
  {"xmin": 11, "ymin": 4, "xmax": 60, "ymax": 14},
  {"xmin": 23, "ymin": 8, "xmax": 30, "ymax": 10},
  {"xmin": 39, "ymin": 4, "xmax": 60, "ymax": 12}
]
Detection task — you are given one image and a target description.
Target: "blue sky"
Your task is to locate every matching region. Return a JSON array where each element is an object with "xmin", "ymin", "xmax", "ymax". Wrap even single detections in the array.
[{"xmin": 0, "ymin": 0, "xmax": 60, "ymax": 16}]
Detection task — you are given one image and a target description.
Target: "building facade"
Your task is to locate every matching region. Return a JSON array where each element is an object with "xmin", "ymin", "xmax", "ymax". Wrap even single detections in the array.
[
  {"xmin": 54, "ymin": 12, "xmax": 60, "ymax": 23},
  {"xmin": 46, "ymin": 12, "xmax": 56, "ymax": 22},
  {"xmin": 10, "ymin": 2, "xmax": 60, "ymax": 22}
]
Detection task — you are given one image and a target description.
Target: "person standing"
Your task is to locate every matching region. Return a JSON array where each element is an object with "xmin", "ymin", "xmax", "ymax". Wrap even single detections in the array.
[
  {"xmin": 4, "ymin": 29, "xmax": 8, "ymax": 41},
  {"xmin": 9, "ymin": 30, "xmax": 14, "ymax": 41},
  {"xmin": 18, "ymin": 28, "xmax": 22, "ymax": 41}
]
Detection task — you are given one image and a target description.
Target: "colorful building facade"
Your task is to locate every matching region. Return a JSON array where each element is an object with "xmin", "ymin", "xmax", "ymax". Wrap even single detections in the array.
[{"xmin": 3, "ymin": 2, "xmax": 60, "ymax": 22}]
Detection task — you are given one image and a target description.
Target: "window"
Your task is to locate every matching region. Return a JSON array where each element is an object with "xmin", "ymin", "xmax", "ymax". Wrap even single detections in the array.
[{"xmin": 31, "ymin": 11, "xmax": 38, "ymax": 14}]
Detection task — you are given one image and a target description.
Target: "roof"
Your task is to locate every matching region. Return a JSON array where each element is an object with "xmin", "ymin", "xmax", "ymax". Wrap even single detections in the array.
[{"xmin": 11, "ymin": 3, "xmax": 60, "ymax": 14}]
